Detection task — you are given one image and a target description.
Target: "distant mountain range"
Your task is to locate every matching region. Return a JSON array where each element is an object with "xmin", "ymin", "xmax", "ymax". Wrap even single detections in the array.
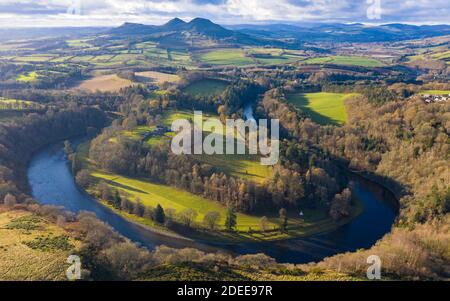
[
  {"xmin": 1, "ymin": 18, "xmax": 449, "ymax": 46},
  {"xmin": 107, "ymin": 18, "xmax": 450, "ymax": 48},
  {"xmin": 228, "ymin": 22, "xmax": 450, "ymax": 43}
]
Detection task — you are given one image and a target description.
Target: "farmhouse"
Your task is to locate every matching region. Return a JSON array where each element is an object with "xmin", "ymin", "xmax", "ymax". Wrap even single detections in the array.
[{"xmin": 421, "ymin": 94, "xmax": 450, "ymax": 104}]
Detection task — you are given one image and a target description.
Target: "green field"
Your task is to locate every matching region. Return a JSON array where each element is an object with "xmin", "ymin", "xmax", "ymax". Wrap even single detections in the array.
[
  {"xmin": 431, "ymin": 50, "xmax": 450, "ymax": 60},
  {"xmin": 13, "ymin": 56, "xmax": 53, "ymax": 63},
  {"xmin": 420, "ymin": 90, "xmax": 450, "ymax": 95},
  {"xmin": 302, "ymin": 56, "xmax": 385, "ymax": 67},
  {"xmin": 246, "ymin": 48, "xmax": 305, "ymax": 65},
  {"xmin": 286, "ymin": 92, "xmax": 356, "ymax": 125},
  {"xmin": 91, "ymin": 171, "xmax": 278, "ymax": 231},
  {"xmin": 144, "ymin": 47, "xmax": 193, "ymax": 67},
  {"xmin": 183, "ymin": 79, "xmax": 229, "ymax": 97},
  {"xmin": 89, "ymin": 170, "xmax": 360, "ymax": 241},
  {"xmin": 199, "ymin": 49, "xmax": 254, "ymax": 66},
  {"xmin": 66, "ymin": 39, "xmax": 93, "ymax": 48},
  {"xmin": 16, "ymin": 71, "xmax": 39, "ymax": 83},
  {"xmin": 0, "ymin": 97, "xmax": 38, "ymax": 110},
  {"xmin": 194, "ymin": 154, "xmax": 272, "ymax": 184}
]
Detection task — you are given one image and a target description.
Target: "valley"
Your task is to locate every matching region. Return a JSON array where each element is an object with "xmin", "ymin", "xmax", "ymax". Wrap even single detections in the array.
[{"xmin": 0, "ymin": 14, "xmax": 448, "ymax": 282}]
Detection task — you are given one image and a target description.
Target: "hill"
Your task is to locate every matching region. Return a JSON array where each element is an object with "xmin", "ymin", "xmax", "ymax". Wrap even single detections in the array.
[
  {"xmin": 228, "ymin": 23, "xmax": 450, "ymax": 43},
  {"xmin": 109, "ymin": 18, "xmax": 261, "ymax": 48}
]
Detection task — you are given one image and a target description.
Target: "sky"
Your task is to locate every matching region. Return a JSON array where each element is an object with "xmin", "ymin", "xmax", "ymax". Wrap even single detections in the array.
[{"xmin": 0, "ymin": 0, "xmax": 449, "ymax": 28}]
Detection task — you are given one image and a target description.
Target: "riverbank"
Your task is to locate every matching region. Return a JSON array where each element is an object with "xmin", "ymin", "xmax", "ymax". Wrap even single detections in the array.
[
  {"xmin": 76, "ymin": 140, "xmax": 365, "ymax": 243},
  {"xmin": 28, "ymin": 137, "xmax": 397, "ymax": 263}
]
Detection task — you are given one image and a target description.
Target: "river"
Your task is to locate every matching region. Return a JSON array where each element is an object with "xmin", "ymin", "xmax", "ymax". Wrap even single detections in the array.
[{"xmin": 27, "ymin": 136, "xmax": 397, "ymax": 264}]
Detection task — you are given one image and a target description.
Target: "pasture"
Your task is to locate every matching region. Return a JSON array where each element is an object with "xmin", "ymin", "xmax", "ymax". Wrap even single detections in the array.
[
  {"xmin": 121, "ymin": 109, "xmax": 273, "ymax": 183},
  {"xmin": 246, "ymin": 48, "xmax": 305, "ymax": 65},
  {"xmin": 0, "ymin": 97, "xmax": 40, "ymax": 110},
  {"xmin": 16, "ymin": 71, "xmax": 39, "ymax": 83},
  {"xmin": 91, "ymin": 171, "xmax": 278, "ymax": 231},
  {"xmin": 90, "ymin": 171, "xmax": 355, "ymax": 241},
  {"xmin": 183, "ymin": 79, "xmax": 229, "ymax": 97},
  {"xmin": 194, "ymin": 154, "xmax": 272, "ymax": 184},
  {"xmin": 420, "ymin": 90, "xmax": 450, "ymax": 95},
  {"xmin": 199, "ymin": 49, "xmax": 254, "ymax": 66},
  {"xmin": 286, "ymin": 92, "xmax": 355, "ymax": 125},
  {"xmin": 302, "ymin": 56, "xmax": 385, "ymax": 67}
]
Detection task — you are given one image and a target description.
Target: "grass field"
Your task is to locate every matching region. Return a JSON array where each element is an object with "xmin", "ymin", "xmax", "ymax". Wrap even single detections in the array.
[
  {"xmin": 183, "ymin": 79, "xmax": 229, "ymax": 97},
  {"xmin": 194, "ymin": 154, "xmax": 272, "ymax": 184},
  {"xmin": 119, "ymin": 109, "xmax": 272, "ymax": 183},
  {"xmin": 14, "ymin": 56, "xmax": 53, "ymax": 63},
  {"xmin": 0, "ymin": 97, "xmax": 39, "ymax": 110},
  {"xmin": 66, "ymin": 39, "xmax": 92, "ymax": 48},
  {"xmin": 0, "ymin": 208, "xmax": 78, "ymax": 280},
  {"xmin": 246, "ymin": 48, "xmax": 305, "ymax": 65},
  {"xmin": 77, "ymin": 74, "xmax": 135, "ymax": 92},
  {"xmin": 16, "ymin": 71, "xmax": 39, "ymax": 83},
  {"xmin": 91, "ymin": 171, "xmax": 278, "ymax": 231},
  {"xmin": 199, "ymin": 49, "xmax": 254, "ymax": 66},
  {"xmin": 143, "ymin": 47, "xmax": 193, "ymax": 67},
  {"xmin": 302, "ymin": 56, "xmax": 385, "ymax": 67},
  {"xmin": 431, "ymin": 50, "xmax": 450, "ymax": 60},
  {"xmin": 89, "ymin": 170, "xmax": 361, "ymax": 242},
  {"xmin": 90, "ymin": 170, "xmax": 363, "ymax": 242},
  {"xmin": 286, "ymin": 92, "xmax": 356, "ymax": 125},
  {"xmin": 420, "ymin": 90, "xmax": 450, "ymax": 95}
]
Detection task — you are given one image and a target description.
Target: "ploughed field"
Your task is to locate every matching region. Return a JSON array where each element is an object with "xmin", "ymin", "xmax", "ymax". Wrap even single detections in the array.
[{"xmin": 76, "ymin": 74, "xmax": 135, "ymax": 93}]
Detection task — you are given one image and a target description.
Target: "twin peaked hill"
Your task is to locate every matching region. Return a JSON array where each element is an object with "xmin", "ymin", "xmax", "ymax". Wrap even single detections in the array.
[
  {"xmin": 109, "ymin": 17, "xmax": 260, "ymax": 47},
  {"xmin": 108, "ymin": 17, "xmax": 450, "ymax": 48}
]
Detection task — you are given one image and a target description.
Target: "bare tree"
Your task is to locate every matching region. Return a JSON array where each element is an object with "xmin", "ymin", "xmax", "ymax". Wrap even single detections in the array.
[
  {"xmin": 179, "ymin": 208, "xmax": 198, "ymax": 227},
  {"xmin": 203, "ymin": 211, "xmax": 220, "ymax": 230}
]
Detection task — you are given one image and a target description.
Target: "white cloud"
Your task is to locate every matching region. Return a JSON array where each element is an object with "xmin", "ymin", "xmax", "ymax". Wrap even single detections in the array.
[{"xmin": 0, "ymin": 0, "xmax": 447, "ymax": 27}]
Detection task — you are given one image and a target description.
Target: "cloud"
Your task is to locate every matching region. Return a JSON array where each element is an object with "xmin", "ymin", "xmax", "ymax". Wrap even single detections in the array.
[{"xmin": 0, "ymin": 0, "xmax": 448, "ymax": 27}]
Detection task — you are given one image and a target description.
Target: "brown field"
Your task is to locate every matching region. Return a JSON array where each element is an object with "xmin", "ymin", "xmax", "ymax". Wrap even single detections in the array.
[
  {"xmin": 0, "ymin": 208, "xmax": 79, "ymax": 280},
  {"xmin": 135, "ymin": 71, "xmax": 179, "ymax": 84},
  {"xmin": 77, "ymin": 74, "xmax": 135, "ymax": 93}
]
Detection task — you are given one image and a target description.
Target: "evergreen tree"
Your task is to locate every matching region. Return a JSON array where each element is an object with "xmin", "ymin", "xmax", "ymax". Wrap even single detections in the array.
[
  {"xmin": 153, "ymin": 204, "xmax": 165, "ymax": 224},
  {"xmin": 224, "ymin": 204, "xmax": 237, "ymax": 231},
  {"xmin": 112, "ymin": 190, "xmax": 121, "ymax": 209},
  {"xmin": 279, "ymin": 208, "xmax": 288, "ymax": 232}
]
